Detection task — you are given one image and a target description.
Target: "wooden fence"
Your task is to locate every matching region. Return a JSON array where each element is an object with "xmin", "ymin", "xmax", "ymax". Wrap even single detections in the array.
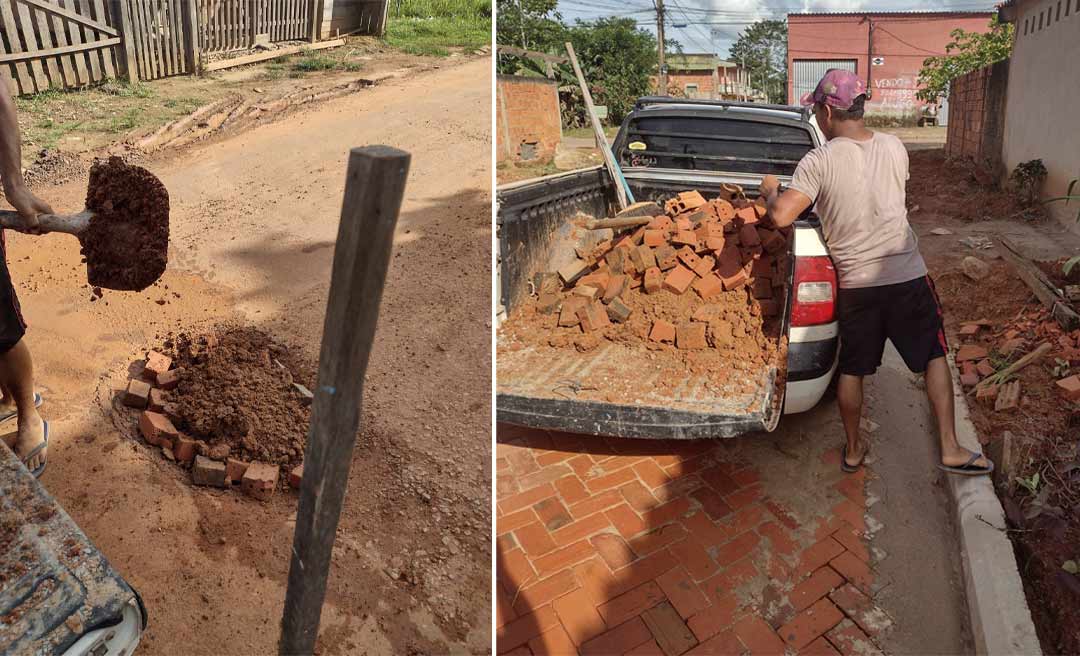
[
  {"xmin": 0, "ymin": 0, "xmax": 121, "ymax": 95},
  {"xmin": 0, "ymin": 0, "xmax": 374, "ymax": 93}
]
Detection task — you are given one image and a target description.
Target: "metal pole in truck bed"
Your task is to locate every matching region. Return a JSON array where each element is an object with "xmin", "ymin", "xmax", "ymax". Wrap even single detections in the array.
[
  {"xmin": 565, "ymin": 42, "xmax": 634, "ymax": 211},
  {"xmin": 279, "ymin": 146, "xmax": 410, "ymax": 655}
]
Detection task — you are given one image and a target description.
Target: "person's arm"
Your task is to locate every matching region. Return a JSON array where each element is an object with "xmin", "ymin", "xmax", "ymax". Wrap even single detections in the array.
[
  {"xmin": 759, "ymin": 174, "xmax": 813, "ymax": 229},
  {"xmin": 0, "ymin": 74, "xmax": 52, "ymax": 230}
]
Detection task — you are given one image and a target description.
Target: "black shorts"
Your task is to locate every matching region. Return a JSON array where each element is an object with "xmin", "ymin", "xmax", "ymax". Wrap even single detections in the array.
[
  {"xmin": 0, "ymin": 231, "xmax": 26, "ymax": 353},
  {"xmin": 836, "ymin": 275, "xmax": 947, "ymax": 376}
]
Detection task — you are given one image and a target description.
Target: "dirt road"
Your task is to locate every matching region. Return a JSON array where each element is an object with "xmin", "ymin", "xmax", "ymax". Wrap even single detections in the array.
[{"xmin": 14, "ymin": 57, "xmax": 491, "ymax": 654}]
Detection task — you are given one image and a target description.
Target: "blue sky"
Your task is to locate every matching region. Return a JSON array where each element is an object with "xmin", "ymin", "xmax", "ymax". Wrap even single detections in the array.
[{"xmin": 555, "ymin": 0, "xmax": 998, "ymax": 59}]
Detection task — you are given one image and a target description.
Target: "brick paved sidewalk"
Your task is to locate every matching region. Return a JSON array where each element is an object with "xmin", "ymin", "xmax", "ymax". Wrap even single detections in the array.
[{"xmin": 496, "ymin": 425, "xmax": 894, "ymax": 655}]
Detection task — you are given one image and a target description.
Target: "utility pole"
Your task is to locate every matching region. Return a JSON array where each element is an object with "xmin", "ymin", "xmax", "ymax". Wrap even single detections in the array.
[{"xmin": 656, "ymin": 0, "xmax": 667, "ymax": 95}]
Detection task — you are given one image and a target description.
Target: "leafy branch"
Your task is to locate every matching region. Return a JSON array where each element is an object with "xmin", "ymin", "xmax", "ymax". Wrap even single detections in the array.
[{"xmin": 916, "ymin": 17, "xmax": 1013, "ymax": 104}]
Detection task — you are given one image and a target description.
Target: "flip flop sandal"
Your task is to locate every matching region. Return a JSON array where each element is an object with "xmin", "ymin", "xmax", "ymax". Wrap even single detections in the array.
[
  {"xmin": 0, "ymin": 392, "xmax": 42, "ymax": 423},
  {"xmin": 937, "ymin": 450, "xmax": 994, "ymax": 476},
  {"xmin": 21, "ymin": 421, "xmax": 48, "ymax": 479},
  {"xmin": 841, "ymin": 443, "xmax": 866, "ymax": 474}
]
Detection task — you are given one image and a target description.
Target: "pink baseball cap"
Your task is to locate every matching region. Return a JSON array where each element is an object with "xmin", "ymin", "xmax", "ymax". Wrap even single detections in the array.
[{"xmin": 799, "ymin": 69, "xmax": 867, "ymax": 109}]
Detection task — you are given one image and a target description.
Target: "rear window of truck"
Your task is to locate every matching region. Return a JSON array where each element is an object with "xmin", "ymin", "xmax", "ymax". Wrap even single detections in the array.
[{"xmin": 618, "ymin": 116, "xmax": 815, "ymax": 176}]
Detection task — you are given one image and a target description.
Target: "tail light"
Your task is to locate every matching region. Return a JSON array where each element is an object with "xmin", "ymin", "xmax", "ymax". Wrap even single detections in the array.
[{"xmin": 791, "ymin": 256, "xmax": 837, "ymax": 326}]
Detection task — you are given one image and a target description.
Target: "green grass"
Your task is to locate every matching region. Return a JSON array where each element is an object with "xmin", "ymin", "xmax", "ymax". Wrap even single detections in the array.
[{"xmin": 384, "ymin": 0, "xmax": 491, "ymax": 56}]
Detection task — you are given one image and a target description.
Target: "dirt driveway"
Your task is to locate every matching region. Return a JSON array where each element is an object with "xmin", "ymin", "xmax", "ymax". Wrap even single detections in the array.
[{"xmin": 16, "ymin": 57, "xmax": 491, "ymax": 654}]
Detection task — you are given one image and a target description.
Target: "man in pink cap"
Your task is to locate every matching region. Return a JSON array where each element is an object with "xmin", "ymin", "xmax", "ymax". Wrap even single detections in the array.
[{"xmin": 759, "ymin": 69, "xmax": 992, "ymax": 477}]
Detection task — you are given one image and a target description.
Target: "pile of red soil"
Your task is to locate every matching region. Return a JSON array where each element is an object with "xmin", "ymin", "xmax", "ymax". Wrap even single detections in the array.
[
  {"xmin": 498, "ymin": 190, "xmax": 792, "ymax": 397},
  {"xmin": 162, "ymin": 327, "xmax": 313, "ymax": 467},
  {"xmin": 83, "ymin": 156, "xmax": 169, "ymax": 291},
  {"xmin": 906, "ymin": 149, "xmax": 1043, "ymax": 222}
]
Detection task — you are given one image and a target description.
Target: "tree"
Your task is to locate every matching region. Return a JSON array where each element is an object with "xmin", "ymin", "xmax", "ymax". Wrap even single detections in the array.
[
  {"xmin": 728, "ymin": 20, "xmax": 787, "ymax": 104},
  {"xmin": 495, "ymin": 0, "xmax": 565, "ymax": 58},
  {"xmin": 564, "ymin": 18, "xmax": 660, "ymax": 123},
  {"xmin": 916, "ymin": 17, "xmax": 1013, "ymax": 103}
]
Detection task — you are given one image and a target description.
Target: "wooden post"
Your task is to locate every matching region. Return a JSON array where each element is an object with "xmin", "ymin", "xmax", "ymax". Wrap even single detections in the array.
[
  {"xmin": 308, "ymin": 0, "xmax": 323, "ymax": 42},
  {"xmin": 279, "ymin": 146, "xmax": 410, "ymax": 656},
  {"xmin": 565, "ymin": 41, "xmax": 633, "ymax": 210},
  {"xmin": 112, "ymin": 0, "xmax": 138, "ymax": 81},
  {"xmin": 181, "ymin": 0, "xmax": 201, "ymax": 74}
]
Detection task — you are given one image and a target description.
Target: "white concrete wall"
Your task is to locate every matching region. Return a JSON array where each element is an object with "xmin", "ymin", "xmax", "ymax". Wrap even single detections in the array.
[{"xmin": 1003, "ymin": 0, "xmax": 1080, "ymax": 228}]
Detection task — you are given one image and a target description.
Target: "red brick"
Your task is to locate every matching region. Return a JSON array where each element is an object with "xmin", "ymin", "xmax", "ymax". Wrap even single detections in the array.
[
  {"xmin": 555, "ymin": 475, "xmax": 590, "ymax": 505},
  {"xmin": 656, "ymin": 565, "xmax": 710, "ymax": 619},
  {"xmin": 829, "ymin": 583, "xmax": 892, "ymax": 637},
  {"xmin": 552, "ymin": 587, "xmax": 607, "ymax": 646},
  {"xmin": 123, "ymin": 379, "xmax": 151, "ymax": 409},
  {"xmin": 686, "ymin": 629, "xmax": 741, "ymax": 655},
  {"xmin": 686, "ymin": 593, "xmax": 738, "ymax": 641},
  {"xmin": 598, "ymin": 581, "xmax": 666, "ymax": 627},
  {"xmin": 653, "ymin": 475, "xmax": 705, "ymax": 505},
  {"xmin": 535, "ymin": 539, "xmax": 595, "ymax": 576},
  {"xmin": 553, "ymin": 512, "xmax": 611, "ymax": 546},
  {"xmin": 700, "ymin": 558, "xmax": 758, "ymax": 597},
  {"xmin": 591, "ymin": 532, "xmax": 636, "ymax": 570},
  {"xmin": 733, "ymin": 614, "xmax": 786, "ymax": 655},
  {"xmin": 172, "ymin": 434, "xmax": 196, "ymax": 464},
  {"xmin": 500, "ymin": 507, "xmax": 540, "ymax": 535},
  {"xmin": 691, "ymin": 487, "xmax": 733, "ymax": 520},
  {"xmin": 777, "ymin": 598, "xmax": 844, "ymax": 649},
  {"xmin": 620, "ymin": 480, "xmax": 658, "ymax": 513},
  {"xmin": 831, "ymin": 526, "xmax": 870, "ymax": 563},
  {"xmin": 156, "ymin": 367, "xmax": 182, "ymax": 390},
  {"xmin": 730, "ymin": 468, "xmax": 760, "ymax": 488},
  {"xmin": 802, "ymin": 636, "xmax": 841, "ymax": 655},
  {"xmin": 567, "ymin": 454, "xmax": 596, "ymax": 479},
  {"xmin": 579, "ymin": 272, "xmax": 611, "ymax": 295},
  {"xmin": 757, "ymin": 521, "xmax": 799, "ymax": 559},
  {"xmin": 955, "ymin": 344, "xmax": 987, "ymax": 362},
  {"xmin": 147, "ymin": 387, "xmax": 169, "ymax": 413},
  {"xmin": 641, "ymin": 601, "xmax": 698, "ymax": 655},
  {"xmin": 138, "ymin": 411, "xmax": 178, "ymax": 448},
  {"xmin": 629, "ymin": 523, "xmax": 687, "ymax": 557},
  {"xmin": 692, "ymin": 274, "xmax": 723, "ymax": 300},
  {"xmin": 714, "ymin": 530, "xmax": 760, "ymax": 567},
  {"xmin": 644, "ymin": 230, "xmax": 667, "ymax": 247},
  {"xmin": 663, "ymin": 265, "xmax": 695, "ymax": 295},
  {"xmin": 497, "ymin": 605, "xmax": 560, "ymax": 652},
  {"xmin": 676, "ymin": 322, "xmax": 708, "ymax": 350},
  {"xmin": 496, "ymin": 582, "xmax": 517, "ymax": 629},
  {"xmin": 725, "ymin": 504, "xmax": 769, "ymax": 535},
  {"xmin": 241, "ymin": 462, "xmax": 278, "ymax": 500},
  {"xmin": 588, "ymin": 467, "xmax": 638, "ymax": 493},
  {"xmin": 515, "ymin": 570, "xmax": 580, "ymax": 615},
  {"xmin": 826, "ymin": 618, "xmax": 883, "ymax": 655},
  {"xmin": 790, "ymin": 567, "xmax": 844, "ymax": 612},
  {"xmin": 655, "ymin": 244, "xmax": 678, "ymax": 270},
  {"xmin": 682, "ymin": 511, "xmax": 730, "ymax": 547},
  {"xmin": 287, "ymin": 464, "xmax": 303, "ymax": 489},
  {"xmin": 676, "ymin": 246, "xmax": 702, "ymax": 269},
  {"xmin": 606, "ymin": 504, "xmax": 648, "ymax": 539},
  {"xmin": 668, "ymin": 537, "xmax": 719, "ymax": 582},
  {"xmin": 517, "ymin": 521, "xmax": 558, "ymax": 557},
  {"xmin": 1056, "ymin": 374, "xmax": 1080, "ymax": 400},
  {"xmin": 724, "ymin": 484, "xmax": 762, "ymax": 511},
  {"xmin": 144, "ymin": 350, "xmax": 172, "ymax": 378},
  {"xmin": 581, "ymin": 617, "xmax": 652, "ymax": 655},
  {"xmin": 535, "ymin": 449, "xmax": 575, "ymax": 468},
  {"xmin": 192, "ymin": 455, "xmax": 227, "ymax": 487},
  {"xmin": 498, "ymin": 547, "xmax": 538, "ymax": 594},
  {"xmin": 535, "ymin": 497, "xmax": 573, "ymax": 532},
  {"xmin": 649, "ymin": 319, "xmax": 676, "ymax": 343},
  {"xmin": 829, "ymin": 551, "xmax": 875, "ymax": 596},
  {"xmin": 501, "ymin": 483, "xmax": 557, "ymax": 515},
  {"xmin": 672, "ymin": 231, "xmax": 698, "ymax": 249},
  {"xmin": 570, "ymin": 489, "xmax": 624, "ymax": 519},
  {"xmin": 626, "ymin": 638, "xmax": 665, "ymax": 655},
  {"xmin": 630, "ymin": 460, "xmax": 665, "ymax": 490},
  {"xmin": 607, "ymin": 549, "xmax": 679, "ymax": 598},
  {"xmin": 799, "ymin": 537, "xmax": 845, "ymax": 573},
  {"xmin": 528, "ymin": 624, "xmax": 577, "ymax": 655},
  {"xmin": 578, "ymin": 300, "xmax": 612, "ymax": 332}
]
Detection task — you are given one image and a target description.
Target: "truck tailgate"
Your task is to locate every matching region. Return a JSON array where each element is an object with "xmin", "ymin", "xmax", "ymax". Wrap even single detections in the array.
[{"xmin": 497, "ymin": 338, "xmax": 785, "ymax": 440}]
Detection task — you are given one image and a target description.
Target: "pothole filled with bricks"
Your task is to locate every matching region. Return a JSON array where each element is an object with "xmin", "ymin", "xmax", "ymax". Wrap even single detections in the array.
[
  {"xmin": 118, "ymin": 327, "xmax": 314, "ymax": 499},
  {"xmin": 498, "ymin": 188, "xmax": 793, "ymax": 398}
]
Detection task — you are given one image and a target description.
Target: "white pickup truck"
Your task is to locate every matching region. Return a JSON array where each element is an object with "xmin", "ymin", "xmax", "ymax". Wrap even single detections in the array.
[{"xmin": 496, "ymin": 97, "xmax": 839, "ymax": 439}]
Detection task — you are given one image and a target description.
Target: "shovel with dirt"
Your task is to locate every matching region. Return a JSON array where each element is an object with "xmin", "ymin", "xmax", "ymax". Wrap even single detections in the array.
[{"xmin": 0, "ymin": 156, "xmax": 169, "ymax": 292}]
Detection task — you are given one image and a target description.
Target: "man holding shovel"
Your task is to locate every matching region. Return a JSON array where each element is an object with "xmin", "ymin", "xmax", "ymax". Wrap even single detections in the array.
[
  {"xmin": 0, "ymin": 74, "xmax": 51, "ymax": 476},
  {"xmin": 759, "ymin": 69, "xmax": 992, "ymax": 477}
]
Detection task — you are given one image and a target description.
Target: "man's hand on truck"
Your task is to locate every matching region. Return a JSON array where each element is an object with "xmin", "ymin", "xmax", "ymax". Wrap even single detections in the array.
[{"xmin": 759, "ymin": 174, "xmax": 812, "ymax": 230}]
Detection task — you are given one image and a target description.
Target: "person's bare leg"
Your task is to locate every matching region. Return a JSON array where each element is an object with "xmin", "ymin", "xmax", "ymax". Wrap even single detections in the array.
[
  {"xmin": 924, "ymin": 356, "xmax": 990, "ymax": 468},
  {"xmin": 837, "ymin": 373, "xmax": 866, "ymax": 466},
  {"xmin": 0, "ymin": 381, "xmax": 14, "ymax": 416},
  {"xmin": 0, "ymin": 340, "xmax": 44, "ymax": 470}
]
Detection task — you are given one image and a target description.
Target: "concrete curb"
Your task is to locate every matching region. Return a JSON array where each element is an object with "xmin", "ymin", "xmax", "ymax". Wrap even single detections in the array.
[{"xmin": 946, "ymin": 355, "xmax": 1041, "ymax": 655}]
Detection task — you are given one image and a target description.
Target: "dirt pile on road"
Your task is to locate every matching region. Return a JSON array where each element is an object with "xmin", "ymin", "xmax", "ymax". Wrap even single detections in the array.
[
  {"xmin": 499, "ymin": 189, "xmax": 792, "ymax": 395},
  {"xmin": 83, "ymin": 156, "xmax": 169, "ymax": 291},
  {"xmin": 166, "ymin": 327, "xmax": 312, "ymax": 467},
  {"xmin": 906, "ymin": 149, "xmax": 1044, "ymax": 223}
]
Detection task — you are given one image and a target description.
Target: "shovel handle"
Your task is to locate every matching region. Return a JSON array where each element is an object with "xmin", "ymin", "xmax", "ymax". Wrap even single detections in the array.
[
  {"xmin": 0, "ymin": 210, "xmax": 91, "ymax": 235},
  {"xmin": 584, "ymin": 216, "xmax": 652, "ymax": 231}
]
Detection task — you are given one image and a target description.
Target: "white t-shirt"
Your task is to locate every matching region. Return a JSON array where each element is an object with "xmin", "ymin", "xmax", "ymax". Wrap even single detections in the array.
[{"xmin": 788, "ymin": 131, "xmax": 927, "ymax": 289}]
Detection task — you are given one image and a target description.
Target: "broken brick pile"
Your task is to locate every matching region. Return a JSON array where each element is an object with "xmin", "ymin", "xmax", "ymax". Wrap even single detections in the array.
[
  {"xmin": 954, "ymin": 315, "xmax": 1080, "ymax": 410},
  {"xmin": 121, "ymin": 328, "xmax": 311, "ymax": 501},
  {"xmin": 500, "ymin": 190, "xmax": 792, "ymax": 395}
]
